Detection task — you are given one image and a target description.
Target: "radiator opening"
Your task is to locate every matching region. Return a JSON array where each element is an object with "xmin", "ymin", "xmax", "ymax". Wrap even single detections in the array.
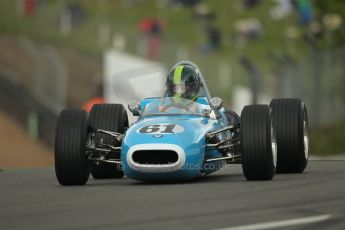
[{"xmin": 132, "ymin": 150, "xmax": 178, "ymax": 165}]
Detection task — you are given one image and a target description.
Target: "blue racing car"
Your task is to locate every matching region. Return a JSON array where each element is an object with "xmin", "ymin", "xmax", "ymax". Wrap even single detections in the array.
[{"xmin": 55, "ymin": 61, "xmax": 309, "ymax": 185}]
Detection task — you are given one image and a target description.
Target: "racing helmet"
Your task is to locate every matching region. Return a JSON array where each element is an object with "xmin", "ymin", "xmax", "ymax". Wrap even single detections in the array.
[{"xmin": 166, "ymin": 64, "xmax": 201, "ymax": 100}]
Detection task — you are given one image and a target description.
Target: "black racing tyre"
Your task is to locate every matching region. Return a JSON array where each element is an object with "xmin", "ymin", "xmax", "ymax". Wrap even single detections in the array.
[
  {"xmin": 270, "ymin": 98, "xmax": 309, "ymax": 173},
  {"xmin": 55, "ymin": 110, "xmax": 90, "ymax": 185},
  {"xmin": 240, "ymin": 105, "xmax": 277, "ymax": 181},
  {"xmin": 89, "ymin": 104, "xmax": 128, "ymax": 179}
]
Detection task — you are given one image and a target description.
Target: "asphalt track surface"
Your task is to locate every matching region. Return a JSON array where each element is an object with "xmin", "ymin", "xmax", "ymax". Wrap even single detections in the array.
[{"xmin": 1, "ymin": 160, "xmax": 344, "ymax": 230}]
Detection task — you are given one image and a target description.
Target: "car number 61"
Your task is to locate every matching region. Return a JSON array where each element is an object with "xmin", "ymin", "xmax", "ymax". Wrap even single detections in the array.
[{"xmin": 138, "ymin": 124, "xmax": 184, "ymax": 134}]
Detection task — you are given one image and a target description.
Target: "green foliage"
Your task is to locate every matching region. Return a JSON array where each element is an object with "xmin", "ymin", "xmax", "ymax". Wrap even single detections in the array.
[
  {"xmin": 310, "ymin": 120, "xmax": 345, "ymax": 155},
  {"xmin": 314, "ymin": 0, "xmax": 345, "ymax": 16},
  {"xmin": 0, "ymin": 0, "xmax": 308, "ymax": 65},
  {"xmin": 314, "ymin": 0, "xmax": 345, "ymax": 47}
]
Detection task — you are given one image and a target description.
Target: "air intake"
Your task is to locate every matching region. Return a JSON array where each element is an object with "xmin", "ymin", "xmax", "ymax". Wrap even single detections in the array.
[{"xmin": 132, "ymin": 150, "xmax": 178, "ymax": 165}]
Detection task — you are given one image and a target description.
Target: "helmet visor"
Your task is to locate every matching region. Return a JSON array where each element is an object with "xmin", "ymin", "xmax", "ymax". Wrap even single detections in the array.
[{"xmin": 174, "ymin": 83, "xmax": 185, "ymax": 94}]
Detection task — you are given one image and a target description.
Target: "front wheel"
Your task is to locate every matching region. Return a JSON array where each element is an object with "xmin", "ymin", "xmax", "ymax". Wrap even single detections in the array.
[
  {"xmin": 240, "ymin": 105, "xmax": 277, "ymax": 181},
  {"xmin": 55, "ymin": 110, "xmax": 90, "ymax": 185},
  {"xmin": 89, "ymin": 104, "xmax": 128, "ymax": 179}
]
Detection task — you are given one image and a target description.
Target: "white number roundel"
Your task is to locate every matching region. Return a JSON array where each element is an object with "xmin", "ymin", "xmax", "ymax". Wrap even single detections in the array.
[{"xmin": 137, "ymin": 124, "xmax": 184, "ymax": 134}]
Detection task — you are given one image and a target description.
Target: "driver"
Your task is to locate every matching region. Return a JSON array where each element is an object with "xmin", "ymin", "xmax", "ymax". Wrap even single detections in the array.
[
  {"xmin": 159, "ymin": 63, "xmax": 202, "ymax": 112},
  {"xmin": 165, "ymin": 64, "xmax": 201, "ymax": 101}
]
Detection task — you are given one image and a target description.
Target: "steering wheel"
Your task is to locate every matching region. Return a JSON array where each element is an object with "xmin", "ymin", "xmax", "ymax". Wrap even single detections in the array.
[{"xmin": 160, "ymin": 103, "xmax": 191, "ymax": 112}]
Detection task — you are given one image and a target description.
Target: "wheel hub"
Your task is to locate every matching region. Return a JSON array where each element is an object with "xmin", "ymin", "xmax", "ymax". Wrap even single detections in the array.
[
  {"xmin": 271, "ymin": 120, "xmax": 277, "ymax": 168},
  {"xmin": 303, "ymin": 119, "xmax": 309, "ymax": 159}
]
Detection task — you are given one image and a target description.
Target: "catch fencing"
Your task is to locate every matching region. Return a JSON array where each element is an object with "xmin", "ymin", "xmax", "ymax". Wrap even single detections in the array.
[
  {"xmin": 0, "ymin": 37, "xmax": 68, "ymax": 146},
  {"xmin": 273, "ymin": 47, "xmax": 345, "ymax": 127}
]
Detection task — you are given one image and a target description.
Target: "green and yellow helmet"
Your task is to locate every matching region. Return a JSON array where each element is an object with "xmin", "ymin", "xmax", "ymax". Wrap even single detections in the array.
[{"xmin": 166, "ymin": 63, "xmax": 201, "ymax": 100}]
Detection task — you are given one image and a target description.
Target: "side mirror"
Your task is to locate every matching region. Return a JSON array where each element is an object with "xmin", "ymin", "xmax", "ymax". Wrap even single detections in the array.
[
  {"xmin": 208, "ymin": 97, "xmax": 223, "ymax": 120},
  {"xmin": 128, "ymin": 101, "xmax": 141, "ymax": 116},
  {"xmin": 210, "ymin": 97, "xmax": 223, "ymax": 110}
]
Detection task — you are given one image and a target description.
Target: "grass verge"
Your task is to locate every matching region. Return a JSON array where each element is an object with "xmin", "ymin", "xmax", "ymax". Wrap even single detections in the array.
[{"xmin": 310, "ymin": 120, "xmax": 345, "ymax": 155}]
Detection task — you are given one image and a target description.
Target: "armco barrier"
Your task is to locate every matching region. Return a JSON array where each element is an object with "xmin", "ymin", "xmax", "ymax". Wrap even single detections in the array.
[{"xmin": 0, "ymin": 73, "xmax": 57, "ymax": 147}]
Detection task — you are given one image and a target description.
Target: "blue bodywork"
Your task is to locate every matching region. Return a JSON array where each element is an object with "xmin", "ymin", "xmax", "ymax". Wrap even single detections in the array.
[{"xmin": 121, "ymin": 97, "xmax": 231, "ymax": 182}]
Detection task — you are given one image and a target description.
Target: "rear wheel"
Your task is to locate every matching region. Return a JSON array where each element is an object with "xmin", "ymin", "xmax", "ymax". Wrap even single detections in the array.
[
  {"xmin": 240, "ymin": 105, "xmax": 277, "ymax": 181},
  {"xmin": 270, "ymin": 98, "xmax": 309, "ymax": 173},
  {"xmin": 89, "ymin": 104, "xmax": 128, "ymax": 179},
  {"xmin": 55, "ymin": 110, "xmax": 90, "ymax": 185}
]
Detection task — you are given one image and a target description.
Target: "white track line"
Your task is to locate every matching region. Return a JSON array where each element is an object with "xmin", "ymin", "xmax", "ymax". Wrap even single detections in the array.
[{"xmin": 215, "ymin": 214, "xmax": 331, "ymax": 230}]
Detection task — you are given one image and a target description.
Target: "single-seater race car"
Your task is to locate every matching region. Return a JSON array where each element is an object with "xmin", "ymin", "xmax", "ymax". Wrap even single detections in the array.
[{"xmin": 55, "ymin": 61, "xmax": 309, "ymax": 185}]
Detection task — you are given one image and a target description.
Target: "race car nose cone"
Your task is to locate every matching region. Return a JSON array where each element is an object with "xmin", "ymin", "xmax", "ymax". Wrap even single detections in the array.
[{"xmin": 126, "ymin": 144, "xmax": 186, "ymax": 173}]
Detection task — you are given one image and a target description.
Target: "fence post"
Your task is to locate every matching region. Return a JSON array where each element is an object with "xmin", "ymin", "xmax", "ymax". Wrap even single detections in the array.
[{"xmin": 27, "ymin": 110, "xmax": 38, "ymax": 141}]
